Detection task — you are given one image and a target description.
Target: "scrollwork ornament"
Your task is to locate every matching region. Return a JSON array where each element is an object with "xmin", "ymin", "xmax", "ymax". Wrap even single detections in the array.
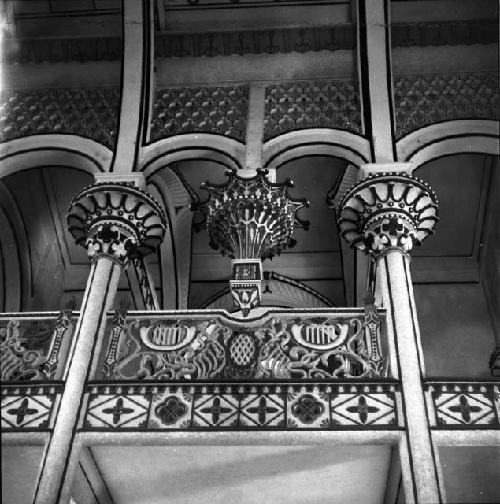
[
  {"xmin": 336, "ymin": 172, "xmax": 439, "ymax": 257},
  {"xmin": 67, "ymin": 182, "xmax": 166, "ymax": 267}
]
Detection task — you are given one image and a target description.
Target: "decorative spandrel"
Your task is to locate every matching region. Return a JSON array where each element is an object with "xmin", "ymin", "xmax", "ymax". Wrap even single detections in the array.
[
  {"xmin": 0, "ymin": 312, "xmax": 74, "ymax": 382},
  {"xmin": 193, "ymin": 169, "xmax": 309, "ymax": 315},
  {"xmin": 98, "ymin": 307, "xmax": 388, "ymax": 381}
]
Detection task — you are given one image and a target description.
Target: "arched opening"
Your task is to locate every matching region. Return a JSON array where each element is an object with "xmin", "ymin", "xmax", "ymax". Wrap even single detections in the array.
[
  {"xmin": 0, "ymin": 166, "xmax": 93, "ymax": 311},
  {"xmin": 411, "ymin": 153, "xmax": 499, "ymax": 378}
]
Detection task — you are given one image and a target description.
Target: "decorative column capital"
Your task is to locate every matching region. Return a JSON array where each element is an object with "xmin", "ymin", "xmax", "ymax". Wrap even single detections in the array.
[
  {"xmin": 193, "ymin": 168, "xmax": 308, "ymax": 315},
  {"xmin": 67, "ymin": 182, "xmax": 166, "ymax": 267},
  {"xmin": 336, "ymin": 172, "xmax": 438, "ymax": 257}
]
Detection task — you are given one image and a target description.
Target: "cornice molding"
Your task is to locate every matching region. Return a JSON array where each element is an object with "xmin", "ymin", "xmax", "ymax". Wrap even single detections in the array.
[{"xmin": 3, "ymin": 19, "xmax": 496, "ymax": 65}]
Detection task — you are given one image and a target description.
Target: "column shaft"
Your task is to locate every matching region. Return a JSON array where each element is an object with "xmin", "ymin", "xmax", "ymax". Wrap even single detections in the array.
[
  {"xmin": 376, "ymin": 251, "xmax": 442, "ymax": 503},
  {"xmin": 34, "ymin": 257, "xmax": 122, "ymax": 504}
]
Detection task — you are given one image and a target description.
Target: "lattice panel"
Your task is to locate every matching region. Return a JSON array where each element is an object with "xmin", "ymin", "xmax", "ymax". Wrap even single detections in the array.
[
  {"xmin": 0, "ymin": 88, "xmax": 120, "ymax": 148},
  {"xmin": 425, "ymin": 382, "xmax": 500, "ymax": 428},
  {"xmin": 394, "ymin": 72, "xmax": 500, "ymax": 139},
  {"xmin": 264, "ymin": 80, "xmax": 362, "ymax": 141},
  {"xmin": 150, "ymin": 86, "xmax": 248, "ymax": 143},
  {"xmin": 83, "ymin": 382, "xmax": 401, "ymax": 430},
  {"xmin": 1, "ymin": 385, "xmax": 62, "ymax": 431}
]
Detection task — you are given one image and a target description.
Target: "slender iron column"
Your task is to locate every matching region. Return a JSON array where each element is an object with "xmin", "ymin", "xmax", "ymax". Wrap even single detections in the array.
[
  {"xmin": 33, "ymin": 182, "xmax": 165, "ymax": 504},
  {"xmin": 338, "ymin": 171, "xmax": 442, "ymax": 503}
]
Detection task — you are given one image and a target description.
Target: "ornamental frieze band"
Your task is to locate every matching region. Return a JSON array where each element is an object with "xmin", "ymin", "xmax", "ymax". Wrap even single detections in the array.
[{"xmin": 82, "ymin": 381, "xmax": 402, "ymax": 431}]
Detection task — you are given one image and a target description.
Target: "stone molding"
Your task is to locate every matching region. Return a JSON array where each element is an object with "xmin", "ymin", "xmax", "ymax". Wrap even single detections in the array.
[{"xmin": 3, "ymin": 20, "xmax": 495, "ymax": 64}]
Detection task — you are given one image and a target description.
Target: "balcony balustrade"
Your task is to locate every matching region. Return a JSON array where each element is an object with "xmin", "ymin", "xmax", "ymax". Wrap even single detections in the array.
[{"xmin": 96, "ymin": 305, "xmax": 388, "ymax": 382}]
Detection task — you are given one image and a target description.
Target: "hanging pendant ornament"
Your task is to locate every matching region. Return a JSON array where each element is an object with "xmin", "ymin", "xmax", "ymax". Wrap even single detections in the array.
[{"xmin": 193, "ymin": 169, "xmax": 309, "ymax": 316}]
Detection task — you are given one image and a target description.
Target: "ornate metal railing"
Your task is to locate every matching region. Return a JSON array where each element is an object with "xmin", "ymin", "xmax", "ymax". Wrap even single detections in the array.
[
  {"xmin": 0, "ymin": 311, "xmax": 75, "ymax": 382},
  {"xmin": 95, "ymin": 305, "xmax": 389, "ymax": 381}
]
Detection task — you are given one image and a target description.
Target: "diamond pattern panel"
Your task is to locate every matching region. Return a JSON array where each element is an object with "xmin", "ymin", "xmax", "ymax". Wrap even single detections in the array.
[
  {"xmin": 85, "ymin": 394, "xmax": 149, "ymax": 429},
  {"xmin": 425, "ymin": 382, "xmax": 499, "ymax": 428},
  {"xmin": 1, "ymin": 385, "xmax": 61, "ymax": 431}
]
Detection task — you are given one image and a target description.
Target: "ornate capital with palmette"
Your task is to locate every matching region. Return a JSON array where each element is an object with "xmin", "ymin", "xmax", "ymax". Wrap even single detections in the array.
[
  {"xmin": 335, "ymin": 172, "xmax": 439, "ymax": 257},
  {"xmin": 67, "ymin": 182, "xmax": 166, "ymax": 267}
]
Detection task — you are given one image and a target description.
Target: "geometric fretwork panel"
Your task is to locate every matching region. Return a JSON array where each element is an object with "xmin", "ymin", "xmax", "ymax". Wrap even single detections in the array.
[
  {"xmin": 394, "ymin": 72, "xmax": 500, "ymax": 140},
  {"xmin": 425, "ymin": 382, "xmax": 500, "ymax": 428},
  {"xmin": 1, "ymin": 384, "xmax": 62, "ymax": 431},
  {"xmin": 264, "ymin": 80, "xmax": 362, "ymax": 141},
  {"xmin": 150, "ymin": 86, "xmax": 248, "ymax": 143},
  {"xmin": 0, "ymin": 88, "xmax": 120, "ymax": 148},
  {"xmin": 82, "ymin": 382, "xmax": 402, "ymax": 431}
]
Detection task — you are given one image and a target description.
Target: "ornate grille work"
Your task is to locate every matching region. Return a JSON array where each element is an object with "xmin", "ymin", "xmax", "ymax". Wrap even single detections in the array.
[
  {"xmin": 99, "ymin": 308, "xmax": 387, "ymax": 381},
  {"xmin": 264, "ymin": 80, "xmax": 362, "ymax": 141},
  {"xmin": 394, "ymin": 72, "xmax": 500, "ymax": 139},
  {"xmin": 0, "ymin": 88, "xmax": 120, "ymax": 148},
  {"xmin": 150, "ymin": 86, "xmax": 248, "ymax": 142},
  {"xmin": 0, "ymin": 313, "xmax": 74, "ymax": 382}
]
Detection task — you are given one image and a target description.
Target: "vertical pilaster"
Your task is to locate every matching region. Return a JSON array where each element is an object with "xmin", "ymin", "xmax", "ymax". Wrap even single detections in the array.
[
  {"xmin": 33, "ymin": 182, "xmax": 165, "ymax": 503},
  {"xmin": 112, "ymin": 0, "xmax": 153, "ymax": 173},
  {"xmin": 357, "ymin": 0, "xmax": 396, "ymax": 162},
  {"xmin": 338, "ymin": 169, "xmax": 442, "ymax": 503},
  {"xmin": 244, "ymin": 84, "xmax": 266, "ymax": 174}
]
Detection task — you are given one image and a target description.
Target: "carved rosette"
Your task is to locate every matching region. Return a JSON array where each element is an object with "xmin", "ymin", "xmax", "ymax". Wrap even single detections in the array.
[
  {"xmin": 336, "ymin": 173, "xmax": 438, "ymax": 256},
  {"xmin": 67, "ymin": 183, "xmax": 166, "ymax": 266},
  {"xmin": 193, "ymin": 169, "xmax": 309, "ymax": 315}
]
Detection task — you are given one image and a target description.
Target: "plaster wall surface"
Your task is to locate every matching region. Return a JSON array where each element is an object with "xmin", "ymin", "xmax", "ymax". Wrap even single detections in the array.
[
  {"xmin": 1, "ymin": 445, "xmax": 45, "ymax": 504},
  {"xmin": 414, "ymin": 283, "xmax": 496, "ymax": 378}
]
